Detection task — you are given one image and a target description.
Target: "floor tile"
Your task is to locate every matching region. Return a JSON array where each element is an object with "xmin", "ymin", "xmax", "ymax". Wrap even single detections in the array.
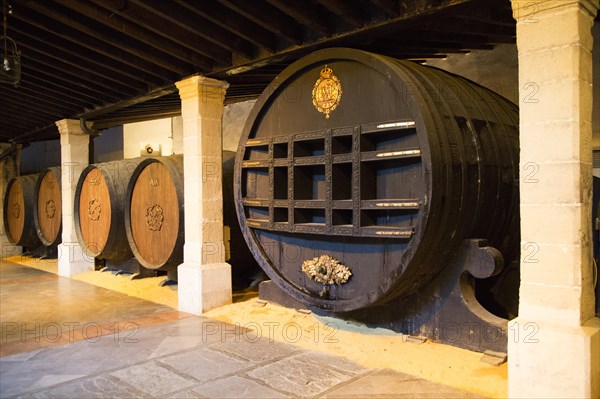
[
  {"xmin": 193, "ymin": 375, "xmax": 290, "ymax": 398},
  {"xmin": 323, "ymin": 369, "xmax": 485, "ymax": 398},
  {"xmin": 23, "ymin": 375, "xmax": 145, "ymax": 399},
  {"xmin": 159, "ymin": 347, "xmax": 251, "ymax": 382},
  {"xmin": 110, "ymin": 361, "xmax": 196, "ymax": 397},
  {"xmin": 290, "ymin": 351, "xmax": 368, "ymax": 375},
  {"xmin": 209, "ymin": 336, "xmax": 303, "ymax": 363},
  {"xmin": 247, "ymin": 355, "xmax": 354, "ymax": 397}
]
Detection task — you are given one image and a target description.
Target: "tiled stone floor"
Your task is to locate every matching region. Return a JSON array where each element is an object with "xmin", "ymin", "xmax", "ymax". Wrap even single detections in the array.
[{"xmin": 0, "ymin": 260, "xmax": 483, "ymax": 398}]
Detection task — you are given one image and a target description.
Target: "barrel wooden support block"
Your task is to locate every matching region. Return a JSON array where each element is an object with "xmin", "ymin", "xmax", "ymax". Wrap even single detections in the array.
[{"xmin": 176, "ymin": 75, "xmax": 232, "ymax": 314}]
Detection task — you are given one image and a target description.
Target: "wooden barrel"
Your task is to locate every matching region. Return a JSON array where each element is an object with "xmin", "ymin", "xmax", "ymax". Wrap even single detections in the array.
[
  {"xmin": 124, "ymin": 152, "xmax": 260, "ymax": 281},
  {"xmin": 125, "ymin": 155, "xmax": 183, "ymax": 271},
  {"xmin": 3, "ymin": 174, "xmax": 43, "ymax": 248},
  {"xmin": 234, "ymin": 48, "xmax": 519, "ymax": 312},
  {"xmin": 34, "ymin": 167, "xmax": 62, "ymax": 246},
  {"xmin": 74, "ymin": 158, "xmax": 144, "ymax": 262}
]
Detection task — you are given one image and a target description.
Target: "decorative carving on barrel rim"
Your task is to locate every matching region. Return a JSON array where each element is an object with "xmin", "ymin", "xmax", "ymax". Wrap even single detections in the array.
[
  {"xmin": 145, "ymin": 204, "xmax": 164, "ymax": 231},
  {"xmin": 88, "ymin": 198, "xmax": 101, "ymax": 221},
  {"xmin": 312, "ymin": 65, "xmax": 342, "ymax": 119}
]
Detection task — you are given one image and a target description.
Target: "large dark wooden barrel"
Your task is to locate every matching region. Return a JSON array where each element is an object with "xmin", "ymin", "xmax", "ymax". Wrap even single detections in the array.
[
  {"xmin": 234, "ymin": 48, "xmax": 519, "ymax": 312},
  {"xmin": 125, "ymin": 155, "xmax": 183, "ymax": 271},
  {"xmin": 74, "ymin": 158, "xmax": 144, "ymax": 262},
  {"xmin": 4, "ymin": 174, "xmax": 43, "ymax": 248},
  {"xmin": 34, "ymin": 167, "xmax": 62, "ymax": 246}
]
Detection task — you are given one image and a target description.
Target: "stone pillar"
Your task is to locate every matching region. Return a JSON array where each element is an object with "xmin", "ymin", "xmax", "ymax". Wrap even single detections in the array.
[
  {"xmin": 176, "ymin": 76, "xmax": 232, "ymax": 314},
  {"xmin": 0, "ymin": 143, "xmax": 22, "ymax": 259},
  {"xmin": 510, "ymin": 1, "xmax": 600, "ymax": 398},
  {"xmin": 56, "ymin": 119, "xmax": 93, "ymax": 277}
]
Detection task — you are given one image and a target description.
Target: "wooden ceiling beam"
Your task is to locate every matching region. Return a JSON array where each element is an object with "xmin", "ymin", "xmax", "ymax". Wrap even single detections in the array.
[
  {"xmin": 21, "ymin": 58, "xmax": 125, "ymax": 102},
  {"xmin": 216, "ymin": 0, "xmax": 303, "ymax": 45},
  {"xmin": 57, "ymin": 0, "xmax": 213, "ymax": 71},
  {"xmin": 11, "ymin": 10, "xmax": 175, "ymax": 82},
  {"xmin": 374, "ymin": 37, "xmax": 495, "ymax": 50},
  {"xmin": 2, "ymin": 88, "xmax": 79, "ymax": 115},
  {"xmin": 0, "ymin": 103, "xmax": 55, "ymax": 125},
  {"xmin": 6, "ymin": 86, "xmax": 86, "ymax": 110},
  {"xmin": 368, "ymin": 0, "xmax": 399, "ymax": 18},
  {"xmin": 213, "ymin": 0, "xmax": 477, "ymax": 78},
  {"xmin": 19, "ymin": 69, "xmax": 115, "ymax": 105},
  {"xmin": 19, "ymin": 47, "xmax": 139, "ymax": 98},
  {"xmin": 15, "ymin": 77, "xmax": 95, "ymax": 109},
  {"xmin": 88, "ymin": 0, "xmax": 231, "ymax": 66},
  {"xmin": 411, "ymin": 29, "xmax": 515, "ymax": 44},
  {"xmin": 421, "ymin": 18, "xmax": 515, "ymax": 39},
  {"xmin": 314, "ymin": 0, "xmax": 368, "ymax": 27},
  {"xmin": 174, "ymin": 0, "xmax": 278, "ymax": 52},
  {"xmin": 129, "ymin": 0, "xmax": 255, "ymax": 59},
  {"xmin": 9, "ymin": 27, "xmax": 151, "ymax": 91},
  {"xmin": 17, "ymin": 1, "xmax": 192, "ymax": 77},
  {"xmin": 264, "ymin": 0, "xmax": 333, "ymax": 36}
]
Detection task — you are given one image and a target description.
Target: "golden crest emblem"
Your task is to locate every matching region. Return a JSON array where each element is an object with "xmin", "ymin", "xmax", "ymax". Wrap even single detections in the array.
[{"xmin": 312, "ymin": 65, "xmax": 342, "ymax": 119}]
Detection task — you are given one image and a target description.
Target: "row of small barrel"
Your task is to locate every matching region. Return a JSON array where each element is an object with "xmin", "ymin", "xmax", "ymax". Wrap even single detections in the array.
[
  {"xmin": 4, "ymin": 167, "xmax": 62, "ymax": 249},
  {"xmin": 3, "ymin": 151, "xmax": 252, "ymax": 277}
]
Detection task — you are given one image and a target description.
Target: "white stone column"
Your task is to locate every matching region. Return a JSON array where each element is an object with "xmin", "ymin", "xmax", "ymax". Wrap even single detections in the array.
[
  {"xmin": 510, "ymin": 1, "xmax": 600, "ymax": 398},
  {"xmin": 56, "ymin": 119, "xmax": 94, "ymax": 276},
  {"xmin": 176, "ymin": 76, "xmax": 232, "ymax": 314}
]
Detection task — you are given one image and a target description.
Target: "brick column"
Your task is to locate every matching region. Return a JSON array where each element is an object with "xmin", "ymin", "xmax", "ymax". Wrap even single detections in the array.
[
  {"xmin": 176, "ymin": 76, "xmax": 232, "ymax": 314},
  {"xmin": 56, "ymin": 119, "xmax": 93, "ymax": 276},
  {"xmin": 510, "ymin": 1, "xmax": 600, "ymax": 397}
]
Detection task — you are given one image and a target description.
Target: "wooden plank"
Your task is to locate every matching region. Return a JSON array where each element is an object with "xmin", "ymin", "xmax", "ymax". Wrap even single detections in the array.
[
  {"xmin": 174, "ymin": 0, "xmax": 278, "ymax": 52},
  {"xmin": 87, "ymin": 0, "xmax": 230, "ymax": 67},
  {"xmin": 130, "ymin": 0, "xmax": 255, "ymax": 59},
  {"xmin": 265, "ymin": 0, "xmax": 332, "ymax": 35},
  {"xmin": 18, "ymin": 1, "xmax": 191, "ymax": 76},
  {"xmin": 315, "ymin": 0, "xmax": 367, "ymax": 26},
  {"xmin": 12, "ymin": 10, "xmax": 174, "ymax": 81},
  {"xmin": 217, "ymin": 0, "xmax": 302, "ymax": 44}
]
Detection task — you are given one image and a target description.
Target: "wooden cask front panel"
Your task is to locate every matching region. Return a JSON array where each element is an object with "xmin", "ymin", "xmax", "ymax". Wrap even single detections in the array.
[
  {"xmin": 6, "ymin": 180, "xmax": 25, "ymax": 244},
  {"xmin": 78, "ymin": 168, "xmax": 111, "ymax": 255},
  {"xmin": 235, "ymin": 48, "xmax": 520, "ymax": 312},
  {"xmin": 130, "ymin": 162, "xmax": 179, "ymax": 268},
  {"xmin": 36, "ymin": 169, "xmax": 61, "ymax": 245}
]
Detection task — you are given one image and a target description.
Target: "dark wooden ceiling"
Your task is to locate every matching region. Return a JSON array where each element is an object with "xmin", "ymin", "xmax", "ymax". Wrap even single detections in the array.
[{"xmin": 0, "ymin": 0, "xmax": 516, "ymax": 143}]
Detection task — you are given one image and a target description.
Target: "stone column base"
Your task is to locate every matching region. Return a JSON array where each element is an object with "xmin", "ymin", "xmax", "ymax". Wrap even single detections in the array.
[
  {"xmin": 178, "ymin": 262, "xmax": 232, "ymax": 314},
  {"xmin": 57, "ymin": 243, "xmax": 94, "ymax": 277},
  {"xmin": 508, "ymin": 317, "xmax": 600, "ymax": 398}
]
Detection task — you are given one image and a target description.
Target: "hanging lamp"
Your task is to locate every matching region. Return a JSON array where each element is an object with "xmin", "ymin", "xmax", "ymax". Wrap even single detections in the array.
[{"xmin": 0, "ymin": 0, "xmax": 20, "ymax": 87}]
